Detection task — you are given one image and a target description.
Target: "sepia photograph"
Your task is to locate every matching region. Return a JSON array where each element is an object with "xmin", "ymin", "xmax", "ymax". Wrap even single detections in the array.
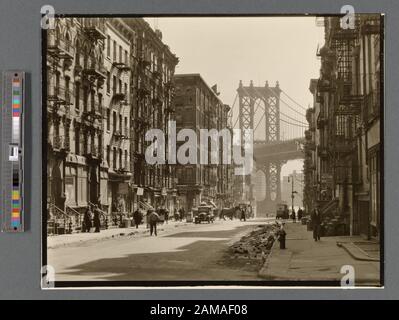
[{"xmin": 43, "ymin": 14, "xmax": 383, "ymax": 287}]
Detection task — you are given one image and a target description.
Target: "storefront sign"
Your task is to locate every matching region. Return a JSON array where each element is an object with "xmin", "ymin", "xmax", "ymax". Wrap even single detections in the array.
[{"xmin": 137, "ymin": 187, "xmax": 144, "ymax": 196}]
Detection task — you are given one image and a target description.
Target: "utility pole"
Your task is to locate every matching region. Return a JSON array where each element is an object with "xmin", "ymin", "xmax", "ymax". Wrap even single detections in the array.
[{"xmin": 288, "ymin": 173, "xmax": 298, "ymax": 217}]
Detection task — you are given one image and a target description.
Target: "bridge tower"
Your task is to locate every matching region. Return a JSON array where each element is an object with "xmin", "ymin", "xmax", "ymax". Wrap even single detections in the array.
[{"xmin": 237, "ymin": 80, "xmax": 284, "ymax": 216}]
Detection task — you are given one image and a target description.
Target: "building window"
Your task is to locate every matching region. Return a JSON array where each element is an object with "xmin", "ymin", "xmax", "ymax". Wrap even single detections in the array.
[
  {"xmin": 119, "ymin": 45, "xmax": 122, "ymax": 62},
  {"xmin": 83, "ymin": 87, "xmax": 88, "ymax": 112},
  {"xmin": 90, "ymin": 90, "xmax": 95, "ymax": 112},
  {"xmin": 106, "ymin": 72, "xmax": 110, "ymax": 93},
  {"xmin": 124, "ymin": 82, "xmax": 127, "ymax": 95},
  {"xmin": 119, "ymin": 114, "xmax": 122, "ymax": 133},
  {"xmin": 113, "ymin": 147, "xmax": 117, "ymax": 169},
  {"xmin": 75, "ymin": 82, "xmax": 80, "ymax": 110},
  {"xmin": 113, "ymin": 75, "xmax": 116, "ymax": 93},
  {"xmin": 124, "ymin": 117, "xmax": 128, "ymax": 137},
  {"xmin": 106, "ymin": 145, "xmax": 110, "ymax": 164},
  {"xmin": 125, "ymin": 150, "xmax": 128, "ymax": 169},
  {"xmin": 119, "ymin": 148, "xmax": 123, "ymax": 169},
  {"xmin": 75, "ymin": 126, "xmax": 80, "ymax": 155},
  {"xmin": 113, "ymin": 111, "xmax": 117, "ymax": 133},
  {"xmin": 113, "ymin": 40, "xmax": 116, "ymax": 61},
  {"xmin": 106, "ymin": 109, "xmax": 110, "ymax": 131},
  {"xmin": 107, "ymin": 35, "xmax": 110, "ymax": 57},
  {"xmin": 124, "ymin": 50, "xmax": 128, "ymax": 64},
  {"xmin": 98, "ymin": 93, "xmax": 102, "ymax": 111},
  {"xmin": 65, "ymin": 77, "xmax": 70, "ymax": 104}
]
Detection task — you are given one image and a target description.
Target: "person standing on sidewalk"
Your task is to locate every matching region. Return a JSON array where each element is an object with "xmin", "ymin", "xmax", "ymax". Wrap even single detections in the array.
[
  {"xmin": 297, "ymin": 207, "xmax": 303, "ymax": 221},
  {"xmin": 179, "ymin": 207, "xmax": 185, "ymax": 222},
  {"xmin": 312, "ymin": 206, "xmax": 321, "ymax": 241},
  {"xmin": 164, "ymin": 208, "xmax": 169, "ymax": 224},
  {"xmin": 93, "ymin": 205, "xmax": 101, "ymax": 233},
  {"xmin": 174, "ymin": 208, "xmax": 178, "ymax": 221},
  {"xmin": 148, "ymin": 209, "xmax": 160, "ymax": 236},
  {"xmin": 240, "ymin": 207, "xmax": 246, "ymax": 221},
  {"xmin": 291, "ymin": 208, "xmax": 296, "ymax": 223},
  {"xmin": 83, "ymin": 207, "xmax": 93, "ymax": 233},
  {"xmin": 133, "ymin": 207, "xmax": 142, "ymax": 229}
]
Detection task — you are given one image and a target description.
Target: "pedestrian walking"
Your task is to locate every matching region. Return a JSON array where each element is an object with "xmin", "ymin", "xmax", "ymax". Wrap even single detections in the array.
[
  {"xmin": 133, "ymin": 207, "xmax": 143, "ymax": 229},
  {"xmin": 174, "ymin": 208, "xmax": 178, "ymax": 221},
  {"xmin": 179, "ymin": 207, "xmax": 185, "ymax": 222},
  {"xmin": 312, "ymin": 206, "xmax": 322, "ymax": 241},
  {"xmin": 164, "ymin": 208, "xmax": 169, "ymax": 224},
  {"xmin": 291, "ymin": 208, "xmax": 296, "ymax": 223},
  {"xmin": 148, "ymin": 208, "xmax": 160, "ymax": 236},
  {"xmin": 297, "ymin": 207, "xmax": 303, "ymax": 221},
  {"xmin": 93, "ymin": 205, "xmax": 101, "ymax": 233},
  {"xmin": 240, "ymin": 207, "xmax": 246, "ymax": 221},
  {"xmin": 83, "ymin": 207, "xmax": 92, "ymax": 233}
]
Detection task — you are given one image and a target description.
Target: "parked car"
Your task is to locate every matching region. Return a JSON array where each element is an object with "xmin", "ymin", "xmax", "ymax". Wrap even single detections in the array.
[
  {"xmin": 276, "ymin": 203, "xmax": 289, "ymax": 219},
  {"xmin": 194, "ymin": 204, "xmax": 215, "ymax": 224}
]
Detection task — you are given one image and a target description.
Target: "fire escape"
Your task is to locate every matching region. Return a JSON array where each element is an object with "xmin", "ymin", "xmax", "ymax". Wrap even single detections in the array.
[
  {"xmin": 47, "ymin": 31, "xmax": 74, "ymax": 156},
  {"xmin": 329, "ymin": 19, "xmax": 361, "ymax": 187}
]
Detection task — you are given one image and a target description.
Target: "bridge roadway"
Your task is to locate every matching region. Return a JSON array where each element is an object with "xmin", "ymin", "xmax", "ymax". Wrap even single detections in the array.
[{"xmin": 253, "ymin": 138, "xmax": 305, "ymax": 163}]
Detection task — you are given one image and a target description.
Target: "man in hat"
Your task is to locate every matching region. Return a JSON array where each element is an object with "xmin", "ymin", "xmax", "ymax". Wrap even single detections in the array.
[
  {"xmin": 148, "ymin": 208, "xmax": 160, "ymax": 236},
  {"xmin": 312, "ymin": 205, "xmax": 322, "ymax": 241}
]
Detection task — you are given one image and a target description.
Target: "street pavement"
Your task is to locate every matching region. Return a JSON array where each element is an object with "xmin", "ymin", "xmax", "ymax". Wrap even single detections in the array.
[
  {"xmin": 47, "ymin": 219, "xmax": 270, "ymax": 282},
  {"xmin": 259, "ymin": 222, "xmax": 381, "ymax": 286},
  {"xmin": 47, "ymin": 218, "xmax": 381, "ymax": 285}
]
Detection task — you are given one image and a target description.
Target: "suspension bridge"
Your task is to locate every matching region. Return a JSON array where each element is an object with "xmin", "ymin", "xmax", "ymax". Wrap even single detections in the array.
[{"xmin": 230, "ymin": 80, "xmax": 308, "ymax": 216}]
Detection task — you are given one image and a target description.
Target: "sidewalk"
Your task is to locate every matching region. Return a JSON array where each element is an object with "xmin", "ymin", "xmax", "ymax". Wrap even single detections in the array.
[
  {"xmin": 47, "ymin": 220, "xmax": 189, "ymax": 249},
  {"xmin": 259, "ymin": 222, "xmax": 381, "ymax": 286}
]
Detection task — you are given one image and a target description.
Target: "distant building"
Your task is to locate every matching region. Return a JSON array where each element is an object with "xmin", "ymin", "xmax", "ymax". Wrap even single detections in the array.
[{"xmin": 172, "ymin": 74, "xmax": 233, "ymax": 212}]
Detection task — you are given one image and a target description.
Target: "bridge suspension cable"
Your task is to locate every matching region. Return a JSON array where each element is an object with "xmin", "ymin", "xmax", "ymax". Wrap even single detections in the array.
[
  {"xmin": 280, "ymin": 89, "xmax": 308, "ymax": 111},
  {"xmin": 242, "ymin": 86, "xmax": 307, "ymax": 127},
  {"xmin": 279, "ymin": 112, "xmax": 308, "ymax": 126},
  {"xmin": 280, "ymin": 118, "xmax": 308, "ymax": 128},
  {"xmin": 257, "ymin": 86, "xmax": 307, "ymax": 120}
]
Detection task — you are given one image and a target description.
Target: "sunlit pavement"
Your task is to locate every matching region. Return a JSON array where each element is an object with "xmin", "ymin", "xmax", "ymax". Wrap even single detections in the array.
[
  {"xmin": 259, "ymin": 222, "xmax": 381, "ymax": 286},
  {"xmin": 47, "ymin": 218, "xmax": 274, "ymax": 282}
]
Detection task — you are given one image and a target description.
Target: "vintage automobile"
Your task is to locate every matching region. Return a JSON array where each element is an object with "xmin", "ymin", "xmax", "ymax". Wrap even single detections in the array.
[
  {"xmin": 276, "ymin": 202, "xmax": 289, "ymax": 219},
  {"xmin": 194, "ymin": 204, "xmax": 215, "ymax": 224}
]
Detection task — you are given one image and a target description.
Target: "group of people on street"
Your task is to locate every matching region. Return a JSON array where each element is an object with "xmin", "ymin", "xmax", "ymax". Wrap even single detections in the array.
[
  {"xmin": 82, "ymin": 205, "xmax": 102, "ymax": 233},
  {"xmin": 131, "ymin": 206, "xmax": 187, "ymax": 237},
  {"xmin": 290, "ymin": 207, "xmax": 304, "ymax": 223}
]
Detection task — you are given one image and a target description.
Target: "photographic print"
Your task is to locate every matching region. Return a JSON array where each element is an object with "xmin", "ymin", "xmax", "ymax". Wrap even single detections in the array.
[{"xmin": 43, "ymin": 14, "xmax": 383, "ymax": 287}]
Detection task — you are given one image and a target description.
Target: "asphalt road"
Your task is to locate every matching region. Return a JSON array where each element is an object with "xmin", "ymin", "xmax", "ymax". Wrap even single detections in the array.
[{"xmin": 48, "ymin": 219, "xmax": 269, "ymax": 282}]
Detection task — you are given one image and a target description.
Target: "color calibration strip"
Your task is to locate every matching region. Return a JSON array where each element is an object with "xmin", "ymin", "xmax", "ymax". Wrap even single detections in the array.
[
  {"xmin": 11, "ymin": 166, "xmax": 21, "ymax": 229},
  {"xmin": 1, "ymin": 71, "xmax": 24, "ymax": 232},
  {"xmin": 10, "ymin": 76, "xmax": 22, "ymax": 229},
  {"xmin": 11, "ymin": 78, "xmax": 21, "ymax": 143}
]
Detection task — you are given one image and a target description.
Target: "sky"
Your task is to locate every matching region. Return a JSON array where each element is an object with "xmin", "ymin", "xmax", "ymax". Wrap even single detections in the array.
[{"xmin": 146, "ymin": 17, "xmax": 324, "ymax": 177}]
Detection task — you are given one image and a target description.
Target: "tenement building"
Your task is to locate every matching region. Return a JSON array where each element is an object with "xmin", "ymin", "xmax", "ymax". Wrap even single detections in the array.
[
  {"xmin": 305, "ymin": 15, "xmax": 381, "ymax": 239},
  {"xmin": 123, "ymin": 18, "xmax": 179, "ymax": 213},
  {"xmin": 47, "ymin": 18, "xmax": 108, "ymax": 233},
  {"xmin": 46, "ymin": 17, "xmax": 178, "ymax": 233},
  {"xmin": 172, "ymin": 74, "xmax": 233, "ymax": 213}
]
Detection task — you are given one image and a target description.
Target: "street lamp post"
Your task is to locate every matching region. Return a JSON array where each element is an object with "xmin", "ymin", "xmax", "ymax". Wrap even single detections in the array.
[{"xmin": 288, "ymin": 174, "xmax": 298, "ymax": 218}]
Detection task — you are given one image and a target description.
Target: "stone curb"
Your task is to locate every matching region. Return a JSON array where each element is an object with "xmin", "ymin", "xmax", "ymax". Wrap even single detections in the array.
[{"xmin": 337, "ymin": 241, "xmax": 380, "ymax": 262}]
